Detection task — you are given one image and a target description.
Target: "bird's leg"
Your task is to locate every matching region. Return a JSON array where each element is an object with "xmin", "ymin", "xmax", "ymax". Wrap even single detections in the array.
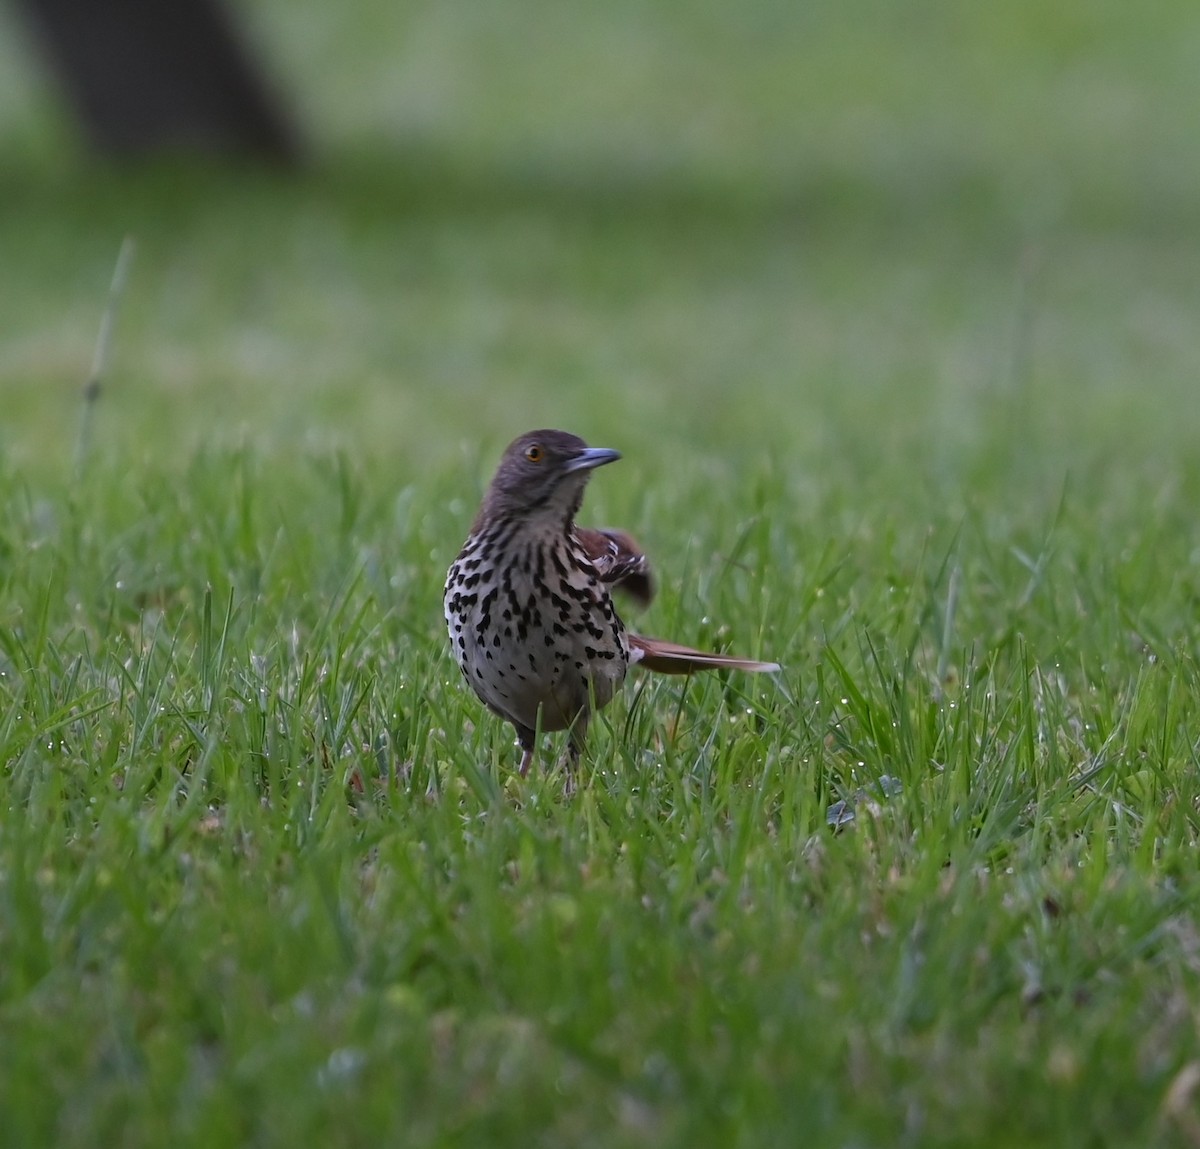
[
  {"xmin": 552, "ymin": 715, "xmax": 591, "ymax": 798},
  {"xmin": 515, "ymin": 724, "xmax": 537, "ymax": 776},
  {"xmin": 565, "ymin": 711, "xmax": 590, "ymax": 770}
]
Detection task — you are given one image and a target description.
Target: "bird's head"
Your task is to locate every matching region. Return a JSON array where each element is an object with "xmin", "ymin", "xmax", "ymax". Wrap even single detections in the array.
[{"xmin": 477, "ymin": 429, "xmax": 620, "ymax": 527}]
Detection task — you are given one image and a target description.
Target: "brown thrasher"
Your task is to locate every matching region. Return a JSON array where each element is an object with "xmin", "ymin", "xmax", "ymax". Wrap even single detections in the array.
[{"xmin": 444, "ymin": 430, "xmax": 779, "ymax": 774}]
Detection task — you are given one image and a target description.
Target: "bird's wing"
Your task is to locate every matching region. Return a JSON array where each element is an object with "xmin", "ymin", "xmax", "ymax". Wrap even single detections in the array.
[
  {"xmin": 627, "ymin": 633, "xmax": 780, "ymax": 675},
  {"xmin": 574, "ymin": 527, "xmax": 655, "ymax": 607}
]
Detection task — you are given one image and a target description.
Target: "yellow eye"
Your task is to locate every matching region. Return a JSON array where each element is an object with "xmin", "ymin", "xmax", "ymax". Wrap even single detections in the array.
[{"xmin": 525, "ymin": 445, "xmax": 543, "ymax": 462}]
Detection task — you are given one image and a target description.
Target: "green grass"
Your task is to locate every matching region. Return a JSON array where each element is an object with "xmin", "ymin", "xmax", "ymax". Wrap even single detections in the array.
[{"xmin": 3, "ymin": 1, "xmax": 1200, "ymax": 1145}]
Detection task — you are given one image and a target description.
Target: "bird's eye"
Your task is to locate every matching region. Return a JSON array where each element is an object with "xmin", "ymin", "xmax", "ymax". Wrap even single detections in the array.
[{"xmin": 525, "ymin": 445, "xmax": 544, "ymax": 463}]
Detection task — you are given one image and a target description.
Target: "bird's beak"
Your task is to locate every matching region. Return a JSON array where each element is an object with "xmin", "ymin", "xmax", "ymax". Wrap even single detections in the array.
[{"xmin": 564, "ymin": 447, "xmax": 621, "ymax": 473}]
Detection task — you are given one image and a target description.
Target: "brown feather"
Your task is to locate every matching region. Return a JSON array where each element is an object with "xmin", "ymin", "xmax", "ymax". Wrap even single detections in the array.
[
  {"xmin": 574, "ymin": 526, "xmax": 655, "ymax": 607},
  {"xmin": 628, "ymin": 633, "xmax": 780, "ymax": 675}
]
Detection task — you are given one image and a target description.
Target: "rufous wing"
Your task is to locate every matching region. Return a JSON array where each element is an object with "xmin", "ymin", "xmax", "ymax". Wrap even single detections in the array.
[
  {"xmin": 627, "ymin": 633, "xmax": 780, "ymax": 675},
  {"xmin": 575, "ymin": 526, "xmax": 655, "ymax": 607}
]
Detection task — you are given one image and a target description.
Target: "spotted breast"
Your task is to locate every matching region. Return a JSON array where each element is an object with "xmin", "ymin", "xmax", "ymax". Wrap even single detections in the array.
[{"xmin": 445, "ymin": 517, "xmax": 630, "ymax": 743}]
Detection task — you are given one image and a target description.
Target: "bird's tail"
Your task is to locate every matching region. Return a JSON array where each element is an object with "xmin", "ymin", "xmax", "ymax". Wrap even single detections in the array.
[{"xmin": 628, "ymin": 633, "xmax": 780, "ymax": 675}]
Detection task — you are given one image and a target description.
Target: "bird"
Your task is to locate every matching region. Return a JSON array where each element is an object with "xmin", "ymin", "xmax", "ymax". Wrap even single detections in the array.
[{"xmin": 444, "ymin": 429, "xmax": 779, "ymax": 775}]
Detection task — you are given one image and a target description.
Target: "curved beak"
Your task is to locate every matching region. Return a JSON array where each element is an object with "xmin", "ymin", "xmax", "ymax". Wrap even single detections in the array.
[{"xmin": 564, "ymin": 446, "xmax": 621, "ymax": 473}]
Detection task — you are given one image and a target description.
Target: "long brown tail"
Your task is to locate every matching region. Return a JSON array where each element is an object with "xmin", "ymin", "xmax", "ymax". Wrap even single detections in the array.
[{"xmin": 628, "ymin": 633, "xmax": 780, "ymax": 675}]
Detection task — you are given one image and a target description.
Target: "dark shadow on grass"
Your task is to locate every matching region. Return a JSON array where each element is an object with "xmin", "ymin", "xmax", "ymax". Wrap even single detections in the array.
[
  {"xmin": 5, "ymin": 138, "xmax": 1194, "ymax": 251},
  {"xmin": 0, "ymin": 140, "xmax": 1015, "ymax": 238}
]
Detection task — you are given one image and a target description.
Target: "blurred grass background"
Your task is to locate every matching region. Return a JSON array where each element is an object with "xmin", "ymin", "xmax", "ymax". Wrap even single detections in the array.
[{"xmin": 2, "ymin": 0, "xmax": 1199, "ymax": 488}]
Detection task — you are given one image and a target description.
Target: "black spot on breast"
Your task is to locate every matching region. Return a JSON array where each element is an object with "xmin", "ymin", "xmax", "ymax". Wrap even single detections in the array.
[
  {"xmin": 491, "ymin": 523, "xmax": 516, "ymax": 551},
  {"xmin": 560, "ymin": 579, "xmax": 593, "ymax": 603}
]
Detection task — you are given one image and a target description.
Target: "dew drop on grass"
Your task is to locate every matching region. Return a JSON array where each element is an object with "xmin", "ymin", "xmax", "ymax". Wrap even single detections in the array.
[
  {"xmin": 292, "ymin": 992, "xmax": 315, "ymax": 1018},
  {"xmin": 318, "ymin": 1047, "xmax": 366, "ymax": 1088}
]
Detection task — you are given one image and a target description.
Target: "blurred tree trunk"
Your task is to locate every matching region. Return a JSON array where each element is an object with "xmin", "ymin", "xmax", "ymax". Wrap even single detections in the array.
[{"xmin": 15, "ymin": 0, "xmax": 300, "ymax": 161}]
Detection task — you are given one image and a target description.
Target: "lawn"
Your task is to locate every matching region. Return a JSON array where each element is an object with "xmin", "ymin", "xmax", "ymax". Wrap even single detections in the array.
[{"xmin": 2, "ymin": 1, "xmax": 1200, "ymax": 1145}]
